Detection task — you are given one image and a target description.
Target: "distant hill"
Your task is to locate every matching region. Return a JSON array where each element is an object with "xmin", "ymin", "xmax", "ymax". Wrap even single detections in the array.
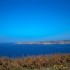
[{"xmin": 15, "ymin": 40, "xmax": 70, "ymax": 44}]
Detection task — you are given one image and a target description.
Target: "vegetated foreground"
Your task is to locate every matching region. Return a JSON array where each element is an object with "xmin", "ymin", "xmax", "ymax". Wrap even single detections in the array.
[{"xmin": 0, "ymin": 54, "xmax": 70, "ymax": 70}]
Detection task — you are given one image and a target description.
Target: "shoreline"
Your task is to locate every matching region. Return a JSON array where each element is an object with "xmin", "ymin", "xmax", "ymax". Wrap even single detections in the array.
[{"xmin": 0, "ymin": 53, "xmax": 70, "ymax": 58}]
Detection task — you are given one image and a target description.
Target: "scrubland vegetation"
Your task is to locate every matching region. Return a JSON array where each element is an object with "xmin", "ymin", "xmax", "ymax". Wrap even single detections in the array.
[{"xmin": 0, "ymin": 54, "xmax": 70, "ymax": 70}]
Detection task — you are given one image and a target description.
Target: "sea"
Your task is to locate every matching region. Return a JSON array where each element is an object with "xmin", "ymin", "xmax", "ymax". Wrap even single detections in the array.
[{"xmin": 0, "ymin": 43, "xmax": 70, "ymax": 58}]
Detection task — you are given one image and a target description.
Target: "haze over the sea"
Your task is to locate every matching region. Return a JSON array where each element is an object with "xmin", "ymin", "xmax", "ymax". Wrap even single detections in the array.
[{"xmin": 0, "ymin": 0, "xmax": 70, "ymax": 42}]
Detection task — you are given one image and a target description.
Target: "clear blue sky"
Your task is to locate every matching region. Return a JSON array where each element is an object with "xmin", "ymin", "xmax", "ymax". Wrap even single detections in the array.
[{"xmin": 0, "ymin": 0, "xmax": 70, "ymax": 42}]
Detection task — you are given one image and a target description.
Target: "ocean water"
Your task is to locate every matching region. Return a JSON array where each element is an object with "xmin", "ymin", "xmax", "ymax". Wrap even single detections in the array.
[{"xmin": 0, "ymin": 43, "xmax": 70, "ymax": 58}]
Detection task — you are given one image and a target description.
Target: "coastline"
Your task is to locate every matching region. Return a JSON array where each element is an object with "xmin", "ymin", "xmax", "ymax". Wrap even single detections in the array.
[{"xmin": 15, "ymin": 40, "xmax": 70, "ymax": 45}]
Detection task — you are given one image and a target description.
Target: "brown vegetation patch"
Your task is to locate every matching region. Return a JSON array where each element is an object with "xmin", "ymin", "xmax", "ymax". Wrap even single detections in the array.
[{"xmin": 0, "ymin": 54, "xmax": 70, "ymax": 70}]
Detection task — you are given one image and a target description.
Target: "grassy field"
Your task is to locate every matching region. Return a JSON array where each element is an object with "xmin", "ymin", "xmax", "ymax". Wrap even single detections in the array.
[{"xmin": 0, "ymin": 54, "xmax": 70, "ymax": 70}]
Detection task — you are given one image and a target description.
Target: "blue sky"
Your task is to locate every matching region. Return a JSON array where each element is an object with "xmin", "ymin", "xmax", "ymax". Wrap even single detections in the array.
[{"xmin": 0, "ymin": 0, "xmax": 70, "ymax": 42}]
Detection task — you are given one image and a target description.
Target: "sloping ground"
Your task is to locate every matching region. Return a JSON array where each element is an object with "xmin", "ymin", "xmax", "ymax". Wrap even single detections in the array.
[{"xmin": 0, "ymin": 54, "xmax": 70, "ymax": 70}]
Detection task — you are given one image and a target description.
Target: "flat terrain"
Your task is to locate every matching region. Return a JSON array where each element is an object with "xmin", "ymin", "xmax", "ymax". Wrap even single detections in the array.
[{"xmin": 0, "ymin": 54, "xmax": 70, "ymax": 70}]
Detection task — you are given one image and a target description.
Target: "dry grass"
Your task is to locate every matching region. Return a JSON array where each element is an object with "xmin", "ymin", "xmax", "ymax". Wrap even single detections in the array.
[{"xmin": 0, "ymin": 54, "xmax": 70, "ymax": 70}]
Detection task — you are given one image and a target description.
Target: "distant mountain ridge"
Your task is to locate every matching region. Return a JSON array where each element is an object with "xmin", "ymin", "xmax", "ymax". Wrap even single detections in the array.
[{"xmin": 16, "ymin": 40, "xmax": 70, "ymax": 44}]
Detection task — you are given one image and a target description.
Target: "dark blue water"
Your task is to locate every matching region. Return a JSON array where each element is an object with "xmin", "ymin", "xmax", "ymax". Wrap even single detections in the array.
[{"xmin": 0, "ymin": 43, "xmax": 70, "ymax": 57}]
